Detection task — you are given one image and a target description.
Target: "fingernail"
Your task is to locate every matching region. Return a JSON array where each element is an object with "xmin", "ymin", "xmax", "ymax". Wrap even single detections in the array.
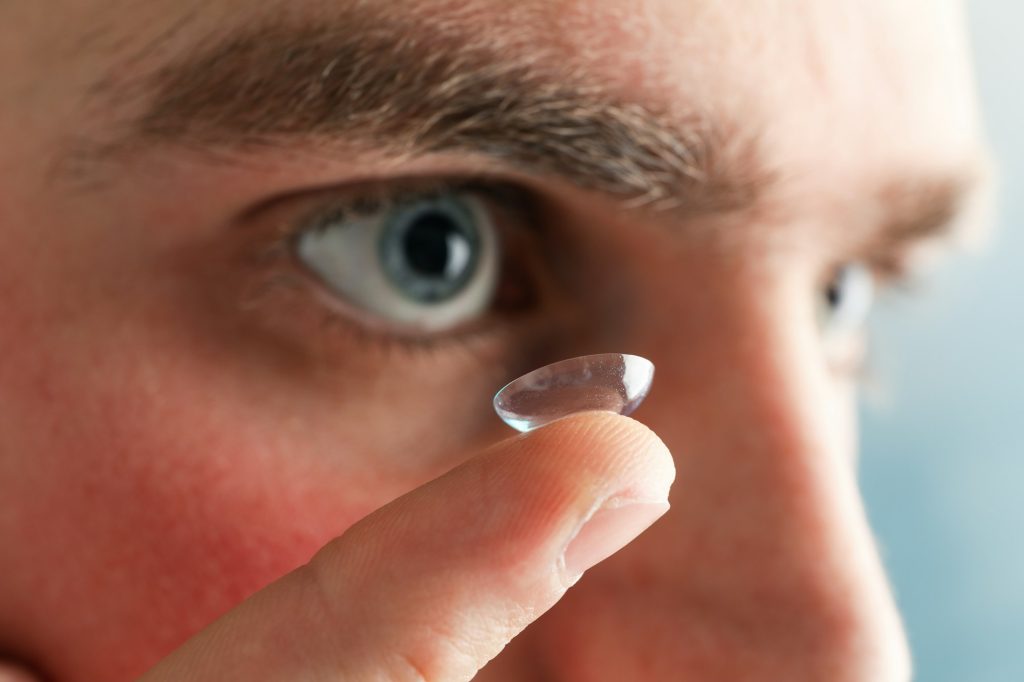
[{"xmin": 561, "ymin": 499, "xmax": 670, "ymax": 581}]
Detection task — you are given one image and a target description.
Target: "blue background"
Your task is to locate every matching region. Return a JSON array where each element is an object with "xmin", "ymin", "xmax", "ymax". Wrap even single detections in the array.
[{"xmin": 860, "ymin": 3, "xmax": 1024, "ymax": 680}]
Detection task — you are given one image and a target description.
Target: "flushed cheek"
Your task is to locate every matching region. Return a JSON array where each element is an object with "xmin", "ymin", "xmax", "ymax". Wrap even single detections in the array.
[{"xmin": 2, "ymin": 352, "xmax": 393, "ymax": 680}]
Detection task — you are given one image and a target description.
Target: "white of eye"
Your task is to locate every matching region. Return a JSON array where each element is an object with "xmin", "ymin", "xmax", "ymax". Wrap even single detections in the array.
[
  {"xmin": 295, "ymin": 192, "xmax": 500, "ymax": 333},
  {"xmin": 817, "ymin": 262, "xmax": 876, "ymax": 340}
]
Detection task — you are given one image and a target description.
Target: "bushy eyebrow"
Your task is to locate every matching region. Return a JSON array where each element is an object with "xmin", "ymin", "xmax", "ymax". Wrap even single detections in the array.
[
  {"xmin": 78, "ymin": 10, "xmax": 986, "ymax": 253},
  {"xmin": 113, "ymin": 18, "xmax": 765, "ymax": 215}
]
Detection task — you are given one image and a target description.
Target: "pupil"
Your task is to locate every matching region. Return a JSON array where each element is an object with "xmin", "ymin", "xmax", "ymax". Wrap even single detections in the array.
[
  {"xmin": 826, "ymin": 281, "xmax": 842, "ymax": 309},
  {"xmin": 403, "ymin": 212, "xmax": 458, "ymax": 278}
]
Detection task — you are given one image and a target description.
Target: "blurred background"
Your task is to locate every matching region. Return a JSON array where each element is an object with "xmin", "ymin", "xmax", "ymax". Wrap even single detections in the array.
[{"xmin": 860, "ymin": 2, "xmax": 1023, "ymax": 680}]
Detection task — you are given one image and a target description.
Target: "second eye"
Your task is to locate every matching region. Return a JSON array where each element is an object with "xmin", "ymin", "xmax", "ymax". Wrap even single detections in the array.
[{"xmin": 294, "ymin": 190, "xmax": 501, "ymax": 334}]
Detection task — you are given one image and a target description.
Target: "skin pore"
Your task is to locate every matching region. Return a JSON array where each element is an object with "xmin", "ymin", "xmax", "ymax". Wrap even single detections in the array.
[{"xmin": 0, "ymin": 0, "xmax": 988, "ymax": 680}]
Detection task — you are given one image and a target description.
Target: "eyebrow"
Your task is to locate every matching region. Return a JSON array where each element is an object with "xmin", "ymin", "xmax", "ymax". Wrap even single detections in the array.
[
  {"xmin": 84, "ymin": 11, "xmax": 987, "ymax": 254},
  {"xmin": 869, "ymin": 170, "xmax": 991, "ymax": 271},
  {"xmin": 105, "ymin": 18, "xmax": 764, "ymax": 215}
]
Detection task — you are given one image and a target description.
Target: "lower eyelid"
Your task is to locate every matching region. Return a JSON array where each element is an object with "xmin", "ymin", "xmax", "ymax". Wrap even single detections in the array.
[{"xmin": 233, "ymin": 258, "xmax": 487, "ymax": 366}]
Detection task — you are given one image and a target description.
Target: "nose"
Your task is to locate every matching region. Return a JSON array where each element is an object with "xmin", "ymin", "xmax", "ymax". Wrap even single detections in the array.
[{"xmin": 523, "ymin": 248, "xmax": 912, "ymax": 681}]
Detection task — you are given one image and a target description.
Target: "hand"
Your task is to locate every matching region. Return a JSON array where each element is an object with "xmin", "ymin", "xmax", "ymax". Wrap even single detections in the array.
[{"xmin": 135, "ymin": 412, "xmax": 674, "ymax": 681}]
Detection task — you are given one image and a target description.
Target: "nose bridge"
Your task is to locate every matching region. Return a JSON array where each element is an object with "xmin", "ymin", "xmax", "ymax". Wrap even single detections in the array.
[
  {"xmin": 623, "ymin": 258, "xmax": 903, "ymax": 626},
  {"xmin": 525, "ymin": 263, "xmax": 910, "ymax": 681},
  {"xmin": 602, "ymin": 263, "xmax": 904, "ymax": 663},
  {"xmin": 631, "ymin": 266, "xmax": 859, "ymax": 563},
  {"xmin": 520, "ymin": 236, "xmax": 912, "ymax": 680}
]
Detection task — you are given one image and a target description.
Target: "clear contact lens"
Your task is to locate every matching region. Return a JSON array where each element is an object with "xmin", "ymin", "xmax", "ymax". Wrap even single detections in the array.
[{"xmin": 493, "ymin": 353, "xmax": 655, "ymax": 432}]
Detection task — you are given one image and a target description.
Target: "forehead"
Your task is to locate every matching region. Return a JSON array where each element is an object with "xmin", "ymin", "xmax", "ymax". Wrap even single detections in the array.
[
  {"xmin": 201, "ymin": 1, "xmax": 974, "ymax": 160},
  {"xmin": 503, "ymin": 0, "xmax": 980, "ymax": 174},
  {"xmin": 9, "ymin": 0, "xmax": 984, "ymax": 206}
]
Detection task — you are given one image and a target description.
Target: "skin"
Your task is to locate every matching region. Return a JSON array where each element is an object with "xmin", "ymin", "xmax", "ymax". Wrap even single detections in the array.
[{"xmin": 0, "ymin": 0, "xmax": 988, "ymax": 680}]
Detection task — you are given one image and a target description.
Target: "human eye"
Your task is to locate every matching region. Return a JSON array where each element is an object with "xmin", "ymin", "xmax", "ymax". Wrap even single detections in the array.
[
  {"xmin": 295, "ymin": 185, "xmax": 502, "ymax": 335},
  {"xmin": 816, "ymin": 261, "xmax": 876, "ymax": 373},
  {"xmin": 818, "ymin": 262, "xmax": 875, "ymax": 339},
  {"xmin": 249, "ymin": 177, "xmax": 547, "ymax": 355}
]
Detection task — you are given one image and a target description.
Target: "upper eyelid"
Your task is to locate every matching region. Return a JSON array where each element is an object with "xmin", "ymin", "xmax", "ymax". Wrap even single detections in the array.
[{"xmin": 279, "ymin": 176, "xmax": 542, "ymax": 240}]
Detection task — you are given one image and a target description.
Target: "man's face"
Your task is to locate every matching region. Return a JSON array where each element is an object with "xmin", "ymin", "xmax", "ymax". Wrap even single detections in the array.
[{"xmin": 0, "ymin": 0, "xmax": 987, "ymax": 679}]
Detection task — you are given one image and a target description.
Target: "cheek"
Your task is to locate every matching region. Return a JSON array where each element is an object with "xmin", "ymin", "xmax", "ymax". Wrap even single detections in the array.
[
  {"xmin": 0, "ymin": 181, "xmax": 524, "ymax": 678},
  {"xmin": 0, "ymin": 333, "xmax": 400, "ymax": 679},
  {"xmin": 0, "ymin": 240, "xmax": 518, "ymax": 681}
]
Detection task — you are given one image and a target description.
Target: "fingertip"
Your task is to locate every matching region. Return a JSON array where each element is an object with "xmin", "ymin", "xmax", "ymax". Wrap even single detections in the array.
[{"xmin": 520, "ymin": 411, "xmax": 676, "ymax": 501}]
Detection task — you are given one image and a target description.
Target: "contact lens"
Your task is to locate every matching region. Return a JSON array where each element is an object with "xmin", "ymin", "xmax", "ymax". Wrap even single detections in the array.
[{"xmin": 493, "ymin": 353, "xmax": 655, "ymax": 432}]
